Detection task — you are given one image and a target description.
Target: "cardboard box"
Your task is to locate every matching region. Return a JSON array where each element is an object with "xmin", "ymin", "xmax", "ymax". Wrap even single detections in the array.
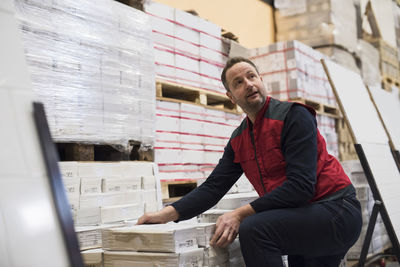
[{"xmin": 102, "ymin": 223, "xmax": 198, "ymax": 253}]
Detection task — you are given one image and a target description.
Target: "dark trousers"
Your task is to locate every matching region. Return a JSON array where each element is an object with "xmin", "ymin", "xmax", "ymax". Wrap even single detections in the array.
[{"xmin": 239, "ymin": 197, "xmax": 362, "ymax": 267}]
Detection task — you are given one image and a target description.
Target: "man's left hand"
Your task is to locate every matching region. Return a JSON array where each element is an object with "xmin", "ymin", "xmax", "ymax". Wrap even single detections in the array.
[{"xmin": 209, "ymin": 210, "xmax": 240, "ymax": 248}]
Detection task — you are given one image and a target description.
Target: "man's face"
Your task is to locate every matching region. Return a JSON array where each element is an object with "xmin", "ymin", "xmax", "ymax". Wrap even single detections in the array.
[{"xmin": 225, "ymin": 62, "xmax": 267, "ymax": 115}]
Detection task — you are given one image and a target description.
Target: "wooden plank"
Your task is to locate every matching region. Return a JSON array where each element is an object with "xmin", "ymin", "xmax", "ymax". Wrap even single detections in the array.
[
  {"xmin": 156, "ymin": 80, "xmax": 242, "ymax": 114},
  {"xmin": 291, "ymin": 98, "xmax": 341, "ymax": 118}
]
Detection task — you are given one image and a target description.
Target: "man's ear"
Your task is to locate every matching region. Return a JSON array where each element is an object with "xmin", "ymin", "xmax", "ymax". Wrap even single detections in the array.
[{"xmin": 226, "ymin": 91, "xmax": 236, "ymax": 104}]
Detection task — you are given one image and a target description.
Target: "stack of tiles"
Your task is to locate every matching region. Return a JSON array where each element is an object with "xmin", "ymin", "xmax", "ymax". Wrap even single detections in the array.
[
  {"xmin": 316, "ymin": 114, "xmax": 338, "ymax": 158},
  {"xmin": 249, "ymin": 40, "xmax": 335, "ymax": 106},
  {"xmin": 102, "ymin": 223, "xmax": 204, "ymax": 266},
  {"xmin": 59, "ymin": 161, "xmax": 160, "ymax": 250},
  {"xmin": 155, "ymin": 100, "xmax": 243, "ymax": 184},
  {"xmin": 341, "ymin": 160, "xmax": 390, "ymax": 259},
  {"xmin": 81, "ymin": 248, "xmax": 103, "ymax": 267},
  {"xmin": 15, "ymin": 0, "xmax": 156, "ymax": 148},
  {"xmin": 144, "ymin": 1, "xmax": 229, "ymax": 95}
]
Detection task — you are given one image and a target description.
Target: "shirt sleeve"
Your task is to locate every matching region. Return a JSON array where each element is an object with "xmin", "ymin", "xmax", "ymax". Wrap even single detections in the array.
[
  {"xmin": 250, "ymin": 105, "xmax": 318, "ymax": 212},
  {"xmin": 171, "ymin": 140, "xmax": 243, "ymax": 221}
]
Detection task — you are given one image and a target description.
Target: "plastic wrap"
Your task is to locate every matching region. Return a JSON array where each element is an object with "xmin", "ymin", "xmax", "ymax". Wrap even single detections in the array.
[
  {"xmin": 249, "ymin": 40, "xmax": 336, "ymax": 106},
  {"xmin": 275, "ymin": 0, "xmax": 358, "ymax": 52},
  {"xmin": 144, "ymin": 1, "xmax": 228, "ymax": 95},
  {"xmin": 15, "ymin": 0, "xmax": 155, "ymax": 147}
]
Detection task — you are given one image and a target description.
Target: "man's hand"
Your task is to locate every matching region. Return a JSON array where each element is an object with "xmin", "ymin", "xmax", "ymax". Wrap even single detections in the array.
[
  {"xmin": 209, "ymin": 204, "xmax": 256, "ymax": 248},
  {"xmin": 136, "ymin": 205, "xmax": 179, "ymax": 225},
  {"xmin": 209, "ymin": 210, "xmax": 240, "ymax": 248}
]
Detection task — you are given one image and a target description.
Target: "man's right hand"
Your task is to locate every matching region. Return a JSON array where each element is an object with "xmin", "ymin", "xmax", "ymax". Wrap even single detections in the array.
[{"xmin": 136, "ymin": 205, "xmax": 179, "ymax": 225}]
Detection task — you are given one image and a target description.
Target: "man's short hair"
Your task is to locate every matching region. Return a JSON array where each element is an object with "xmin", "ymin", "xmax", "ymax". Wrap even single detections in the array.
[{"xmin": 221, "ymin": 57, "xmax": 260, "ymax": 91}]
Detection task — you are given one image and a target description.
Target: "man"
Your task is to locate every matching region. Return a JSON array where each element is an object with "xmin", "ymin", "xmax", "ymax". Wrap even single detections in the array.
[{"xmin": 138, "ymin": 57, "xmax": 362, "ymax": 267}]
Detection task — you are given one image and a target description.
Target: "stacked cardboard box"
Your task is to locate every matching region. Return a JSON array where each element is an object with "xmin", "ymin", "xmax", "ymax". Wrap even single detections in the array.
[
  {"xmin": 275, "ymin": 0, "xmax": 358, "ymax": 53},
  {"xmin": 249, "ymin": 40, "xmax": 335, "ymax": 106},
  {"xmin": 341, "ymin": 160, "xmax": 391, "ymax": 259},
  {"xmin": 15, "ymin": 0, "xmax": 156, "ymax": 148},
  {"xmin": 144, "ymin": 1, "xmax": 229, "ymax": 94},
  {"xmin": 59, "ymin": 161, "xmax": 160, "ymax": 228}
]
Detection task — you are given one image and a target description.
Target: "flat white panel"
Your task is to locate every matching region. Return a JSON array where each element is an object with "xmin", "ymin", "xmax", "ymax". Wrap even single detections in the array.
[
  {"xmin": 361, "ymin": 142, "xmax": 400, "ymax": 239},
  {"xmin": 0, "ymin": 178, "xmax": 69, "ymax": 267},
  {"xmin": 0, "ymin": 0, "xmax": 13, "ymax": 13},
  {"xmin": 323, "ymin": 60, "xmax": 387, "ymax": 144},
  {"xmin": 0, "ymin": 13, "xmax": 32, "ymax": 89},
  {"xmin": 0, "ymin": 210, "xmax": 10, "ymax": 267},
  {"xmin": 0, "ymin": 89, "xmax": 26, "ymax": 176},
  {"xmin": 368, "ymin": 86, "xmax": 400, "ymax": 150},
  {"xmin": 10, "ymin": 89, "xmax": 45, "ymax": 178}
]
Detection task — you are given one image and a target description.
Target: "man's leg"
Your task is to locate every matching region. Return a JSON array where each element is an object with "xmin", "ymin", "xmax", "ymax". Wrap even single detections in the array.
[{"xmin": 238, "ymin": 197, "xmax": 362, "ymax": 267}]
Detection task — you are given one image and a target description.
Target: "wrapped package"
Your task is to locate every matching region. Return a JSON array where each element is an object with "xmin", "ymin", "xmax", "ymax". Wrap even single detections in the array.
[{"xmin": 15, "ymin": 0, "xmax": 155, "ymax": 147}]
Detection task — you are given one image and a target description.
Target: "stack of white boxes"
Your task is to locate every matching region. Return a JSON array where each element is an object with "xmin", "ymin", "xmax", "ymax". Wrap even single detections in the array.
[
  {"xmin": 155, "ymin": 100, "xmax": 244, "ymax": 184},
  {"xmin": 249, "ymin": 40, "xmax": 334, "ymax": 106},
  {"xmin": 341, "ymin": 160, "xmax": 391, "ymax": 259},
  {"xmin": 59, "ymin": 161, "xmax": 160, "ymax": 251},
  {"xmin": 15, "ymin": 0, "xmax": 156, "ymax": 148},
  {"xmin": 144, "ymin": 1, "xmax": 229, "ymax": 94}
]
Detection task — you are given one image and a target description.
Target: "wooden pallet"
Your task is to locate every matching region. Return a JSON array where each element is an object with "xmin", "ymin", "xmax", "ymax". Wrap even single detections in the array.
[
  {"xmin": 156, "ymin": 80, "xmax": 242, "ymax": 114},
  {"xmin": 160, "ymin": 179, "xmax": 198, "ymax": 203},
  {"xmin": 336, "ymin": 119, "xmax": 358, "ymax": 161},
  {"xmin": 382, "ymin": 76, "xmax": 400, "ymax": 91},
  {"xmin": 291, "ymin": 98, "xmax": 341, "ymax": 118},
  {"xmin": 56, "ymin": 140, "xmax": 153, "ymax": 161}
]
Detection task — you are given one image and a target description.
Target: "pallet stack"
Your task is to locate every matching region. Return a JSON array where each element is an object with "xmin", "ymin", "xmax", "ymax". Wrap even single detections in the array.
[
  {"xmin": 275, "ymin": 0, "xmax": 359, "ymax": 74},
  {"xmin": 15, "ymin": 0, "xmax": 156, "ymax": 149},
  {"xmin": 249, "ymin": 40, "xmax": 340, "ymax": 158}
]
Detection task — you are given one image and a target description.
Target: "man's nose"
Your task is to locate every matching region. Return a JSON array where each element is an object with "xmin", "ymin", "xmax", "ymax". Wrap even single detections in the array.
[{"xmin": 244, "ymin": 78, "xmax": 253, "ymax": 89}]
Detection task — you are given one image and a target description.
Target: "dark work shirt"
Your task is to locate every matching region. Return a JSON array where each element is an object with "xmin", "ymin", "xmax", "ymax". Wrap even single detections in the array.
[{"xmin": 171, "ymin": 105, "xmax": 320, "ymax": 221}]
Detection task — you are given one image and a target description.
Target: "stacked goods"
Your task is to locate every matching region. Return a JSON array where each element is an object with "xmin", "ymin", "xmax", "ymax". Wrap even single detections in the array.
[
  {"xmin": 275, "ymin": 0, "xmax": 359, "ymax": 74},
  {"xmin": 357, "ymin": 40, "xmax": 381, "ymax": 87},
  {"xmin": 366, "ymin": 39, "xmax": 400, "ymax": 91},
  {"xmin": 393, "ymin": 2, "xmax": 400, "ymax": 61},
  {"xmin": 336, "ymin": 119, "xmax": 358, "ymax": 161},
  {"xmin": 14, "ymin": 0, "xmax": 155, "ymax": 148},
  {"xmin": 249, "ymin": 40, "xmax": 335, "ymax": 106},
  {"xmin": 102, "ymin": 223, "xmax": 204, "ymax": 266},
  {"xmin": 275, "ymin": 0, "xmax": 358, "ymax": 52},
  {"xmin": 81, "ymin": 248, "xmax": 103, "ymax": 267},
  {"xmin": 144, "ymin": 1, "xmax": 229, "ymax": 95},
  {"xmin": 155, "ymin": 100, "xmax": 243, "ymax": 184},
  {"xmin": 341, "ymin": 160, "xmax": 391, "ymax": 259},
  {"xmin": 316, "ymin": 114, "xmax": 338, "ymax": 158},
  {"xmin": 59, "ymin": 162, "xmax": 160, "ymax": 238}
]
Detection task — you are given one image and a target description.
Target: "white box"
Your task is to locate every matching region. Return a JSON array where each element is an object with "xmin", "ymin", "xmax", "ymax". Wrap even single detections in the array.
[
  {"xmin": 74, "ymin": 207, "xmax": 101, "ymax": 226},
  {"xmin": 81, "ymin": 248, "xmax": 103, "ymax": 266},
  {"xmin": 102, "ymin": 178, "xmax": 129, "ymax": 193},
  {"xmin": 80, "ymin": 177, "xmax": 102, "ymax": 195},
  {"xmin": 62, "ymin": 178, "xmax": 80, "ymax": 197},
  {"xmin": 58, "ymin": 161, "xmax": 78, "ymax": 178},
  {"xmin": 142, "ymin": 175, "xmax": 156, "ymax": 190},
  {"xmin": 100, "ymin": 203, "xmax": 141, "ymax": 223},
  {"xmin": 120, "ymin": 161, "xmax": 154, "ymax": 177},
  {"xmin": 75, "ymin": 226, "xmax": 103, "ymax": 250},
  {"xmin": 78, "ymin": 162, "xmax": 122, "ymax": 178},
  {"xmin": 216, "ymin": 192, "xmax": 258, "ymax": 210},
  {"xmin": 125, "ymin": 176, "xmax": 142, "ymax": 191}
]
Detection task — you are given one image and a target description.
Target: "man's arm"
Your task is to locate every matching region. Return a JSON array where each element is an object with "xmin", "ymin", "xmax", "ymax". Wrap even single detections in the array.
[
  {"xmin": 249, "ymin": 105, "xmax": 318, "ymax": 212},
  {"xmin": 137, "ymin": 140, "xmax": 243, "ymax": 224}
]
